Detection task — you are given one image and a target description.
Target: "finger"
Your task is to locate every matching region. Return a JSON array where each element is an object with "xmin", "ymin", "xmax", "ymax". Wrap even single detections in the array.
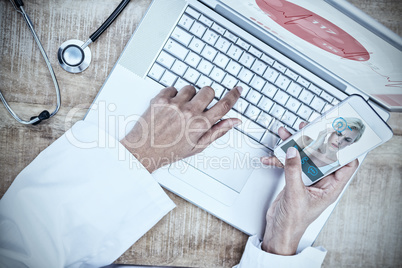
[
  {"xmin": 205, "ymin": 86, "xmax": 242, "ymax": 123},
  {"xmin": 190, "ymin": 86, "xmax": 215, "ymax": 111},
  {"xmin": 299, "ymin": 121, "xmax": 308, "ymax": 129},
  {"xmin": 260, "ymin": 156, "xmax": 284, "ymax": 168},
  {"xmin": 284, "ymin": 147, "xmax": 305, "ymax": 193},
  {"xmin": 196, "ymin": 118, "xmax": 241, "ymax": 150},
  {"xmin": 314, "ymin": 159, "xmax": 359, "ymax": 201},
  {"xmin": 278, "ymin": 126, "xmax": 292, "ymax": 140},
  {"xmin": 174, "ymin": 85, "xmax": 196, "ymax": 102},
  {"xmin": 158, "ymin": 86, "xmax": 178, "ymax": 99}
]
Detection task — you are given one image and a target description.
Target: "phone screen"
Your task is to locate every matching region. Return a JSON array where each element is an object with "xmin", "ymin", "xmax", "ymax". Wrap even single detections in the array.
[{"xmin": 279, "ymin": 102, "xmax": 382, "ymax": 182}]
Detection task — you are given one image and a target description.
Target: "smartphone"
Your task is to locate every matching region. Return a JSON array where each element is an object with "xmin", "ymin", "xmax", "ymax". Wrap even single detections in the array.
[{"xmin": 273, "ymin": 95, "xmax": 393, "ymax": 186}]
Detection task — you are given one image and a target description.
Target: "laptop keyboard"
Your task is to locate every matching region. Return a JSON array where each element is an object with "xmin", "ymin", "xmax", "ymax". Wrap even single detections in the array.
[{"xmin": 147, "ymin": 6, "xmax": 340, "ymax": 151}]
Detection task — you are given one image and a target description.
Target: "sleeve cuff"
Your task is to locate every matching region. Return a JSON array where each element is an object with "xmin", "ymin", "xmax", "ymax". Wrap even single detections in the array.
[
  {"xmin": 0, "ymin": 120, "xmax": 175, "ymax": 268},
  {"xmin": 236, "ymin": 235, "xmax": 327, "ymax": 268}
]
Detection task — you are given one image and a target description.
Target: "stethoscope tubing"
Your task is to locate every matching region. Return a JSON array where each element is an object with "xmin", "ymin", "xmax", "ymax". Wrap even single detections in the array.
[{"xmin": 1, "ymin": 2, "xmax": 61, "ymax": 125}]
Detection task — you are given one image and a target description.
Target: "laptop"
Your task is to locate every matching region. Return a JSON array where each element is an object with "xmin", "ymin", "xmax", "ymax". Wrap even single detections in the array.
[{"xmin": 84, "ymin": 0, "xmax": 402, "ymax": 251}]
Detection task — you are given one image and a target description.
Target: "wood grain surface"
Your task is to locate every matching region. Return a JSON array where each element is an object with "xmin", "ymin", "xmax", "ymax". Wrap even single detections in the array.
[{"xmin": 0, "ymin": 0, "xmax": 401, "ymax": 267}]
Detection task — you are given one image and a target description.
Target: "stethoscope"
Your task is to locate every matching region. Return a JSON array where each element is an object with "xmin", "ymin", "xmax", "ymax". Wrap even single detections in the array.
[{"xmin": 0, "ymin": 0, "xmax": 130, "ymax": 125}]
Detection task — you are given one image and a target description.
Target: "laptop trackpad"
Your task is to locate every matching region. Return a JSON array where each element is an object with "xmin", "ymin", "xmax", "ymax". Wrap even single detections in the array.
[{"xmin": 168, "ymin": 146, "xmax": 255, "ymax": 206}]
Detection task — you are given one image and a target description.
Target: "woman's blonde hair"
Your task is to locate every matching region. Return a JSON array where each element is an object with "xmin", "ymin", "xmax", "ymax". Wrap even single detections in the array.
[{"xmin": 344, "ymin": 117, "xmax": 366, "ymax": 142}]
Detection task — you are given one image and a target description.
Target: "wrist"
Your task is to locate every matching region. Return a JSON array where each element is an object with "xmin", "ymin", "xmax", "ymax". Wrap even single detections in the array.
[
  {"xmin": 262, "ymin": 225, "xmax": 306, "ymax": 255},
  {"xmin": 120, "ymin": 137, "xmax": 157, "ymax": 174}
]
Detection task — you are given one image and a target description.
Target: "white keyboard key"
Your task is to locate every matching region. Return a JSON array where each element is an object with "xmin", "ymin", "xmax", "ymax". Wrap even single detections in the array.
[
  {"xmin": 261, "ymin": 130, "xmax": 280, "ymax": 149},
  {"xmin": 202, "ymin": 29, "xmax": 219, "ymax": 46},
  {"xmin": 285, "ymin": 97, "xmax": 301, "ymax": 113},
  {"xmin": 190, "ymin": 21, "xmax": 207, "ymax": 38},
  {"xmin": 269, "ymin": 104, "xmax": 286, "ymax": 119},
  {"xmin": 245, "ymin": 105, "xmax": 261, "ymax": 120},
  {"xmin": 257, "ymin": 112, "xmax": 273, "ymax": 128},
  {"xmin": 238, "ymin": 68, "xmax": 254, "ymax": 84},
  {"xmin": 249, "ymin": 47, "xmax": 262, "ymax": 58},
  {"xmin": 322, "ymin": 103, "xmax": 333, "ymax": 113},
  {"xmin": 293, "ymin": 117, "xmax": 305, "ymax": 130},
  {"xmin": 227, "ymin": 44, "xmax": 243, "ymax": 61},
  {"xmin": 282, "ymin": 111, "xmax": 297, "ymax": 127},
  {"xmin": 198, "ymin": 59, "xmax": 214, "ymax": 75},
  {"xmin": 201, "ymin": 45, "xmax": 218, "ymax": 61},
  {"xmin": 233, "ymin": 98, "xmax": 249, "ymax": 114},
  {"xmin": 156, "ymin": 51, "xmax": 175, "ymax": 68},
  {"xmin": 199, "ymin": 15, "xmax": 213, "ymax": 27},
  {"xmin": 251, "ymin": 60, "xmax": 268, "ymax": 76},
  {"xmin": 250, "ymin": 75, "xmax": 265, "ymax": 91},
  {"xmin": 287, "ymin": 82, "xmax": 303, "ymax": 98},
  {"xmin": 297, "ymin": 76, "xmax": 310, "ymax": 88},
  {"xmin": 222, "ymin": 74, "xmax": 238, "ymax": 89},
  {"xmin": 299, "ymin": 89, "xmax": 314, "ymax": 105},
  {"xmin": 185, "ymin": 52, "xmax": 201, "ymax": 68},
  {"xmin": 269, "ymin": 120, "xmax": 284, "ymax": 136},
  {"xmin": 309, "ymin": 84, "xmax": 322, "ymax": 95},
  {"xmin": 239, "ymin": 52, "xmax": 255, "ymax": 69},
  {"xmin": 171, "ymin": 27, "xmax": 193, "ymax": 46},
  {"xmin": 171, "ymin": 60, "xmax": 188, "ymax": 76},
  {"xmin": 186, "ymin": 7, "xmax": 200, "ymax": 19},
  {"xmin": 213, "ymin": 53, "xmax": 230, "ymax": 69},
  {"xmin": 298, "ymin": 104, "xmax": 313, "ymax": 120},
  {"xmin": 273, "ymin": 62, "xmax": 287, "ymax": 73},
  {"xmin": 210, "ymin": 66, "xmax": 226, "ymax": 83},
  {"xmin": 196, "ymin": 75, "xmax": 213, "ymax": 88},
  {"xmin": 164, "ymin": 39, "xmax": 189, "ymax": 61},
  {"xmin": 226, "ymin": 60, "xmax": 242, "ymax": 76},
  {"xmin": 258, "ymin": 97, "xmax": 274, "ymax": 112},
  {"xmin": 212, "ymin": 82, "xmax": 225, "ymax": 99},
  {"xmin": 239, "ymin": 119, "xmax": 266, "ymax": 141},
  {"xmin": 160, "ymin": 70, "xmax": 178, "ymax": 87},
  {"xmin": 175, "ymin": 78, "xmax": 188, "ymax": 89},
  {"xmin": 274, "ymin": 74, "xmax": 291, "ymax": 90},
  {"xmin": 183, "ymin": 68, "xmax": 200, "ymax": 84},
  {"xmin": 263, "ymin": 67, "xmax": 279, "ymax": 83},
  {"xmin": 261, "ymin": 54, "xmax": 275, "ymax": 65},
  {"xmin": 309, "ymin": 111, "xmax": 320, "ymax": 122},
  {"xmin": 178, "ymin": 14, "xmax": 194, "ymax": 31},
  {"xmin": 149, "ymin": 64, "xmax": 165, "ymax": 81},
  {"xmin": 211, "ymin": 23, "xmax": 225, "ymax": 35},
  {"xmin": 285, "ymin": 69, "xmax": 298, "ymax": 81},
  {"xmin": 273, "ymin": 90, "xmax": 290, "ymax": 106},
  {"xmin": 215, "ymin": 37, "xmax": 231, "ymax": 53},
  {"xmin": 236, "ymin": 82, "xmax": 251, "ymax": 98},
  {"xmin": 261, "ymin": 83, "xmax": 278, "ymax": 99},
  {"xmin": 189, "ymin": 38, "xmax": 205, "ymax": 54},
  {"xmin": 310, "ymin": 96, "xmax": 326, "ymax": 112},
  {"xmin": 224, "ymin": 31, "xmax": 238, "ymax": 43},
  {"xmin": 246, "ymin": 90, "xmax": 262, "ymax": 105},
  {"xmin": 320, "ymin": 91, "xmax": 334, "ymax": 103},
  {"xmin": 332, "ymin": 99, "xmax": 340, "ymax": 105},
  {"xmin": 236, "ymin": 39, "xmax": 250, "ymax": 50}
]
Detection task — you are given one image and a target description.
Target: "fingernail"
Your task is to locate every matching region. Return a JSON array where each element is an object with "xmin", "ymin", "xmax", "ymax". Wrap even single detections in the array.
[
  {"xmin": 233, "ymin": 120, "xmax": 242, "ymax": 127},
  {"xmin": 236, "ymin": 86, "xmax": 243, "ymax": 95},
  {"xmin": 286, "ymin": 147, "xmax": 297, "ymax": 159}
]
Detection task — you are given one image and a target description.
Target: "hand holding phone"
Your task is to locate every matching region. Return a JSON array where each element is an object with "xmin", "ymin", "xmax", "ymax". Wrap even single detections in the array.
[{"xmin": 273, "ymin": 95, "xmax": 393, "ymax": 186}]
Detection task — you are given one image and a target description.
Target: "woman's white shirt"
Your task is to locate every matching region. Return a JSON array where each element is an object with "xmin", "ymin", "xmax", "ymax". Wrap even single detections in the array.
[{"xmin": 0, "ymin": 121, "xmax": 326, "ymax": 267}]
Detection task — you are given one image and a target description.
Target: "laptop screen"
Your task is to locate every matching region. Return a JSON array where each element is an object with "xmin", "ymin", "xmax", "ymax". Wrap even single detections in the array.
[{"xmin": 219, "ymin": 0, "xmax": 402, "ymax": 111}]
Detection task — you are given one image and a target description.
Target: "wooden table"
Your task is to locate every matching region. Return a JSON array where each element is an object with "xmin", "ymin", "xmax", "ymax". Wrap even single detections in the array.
[{"xmin": 0, "ymin": 0, "xmax": 401, "ymax": 267}]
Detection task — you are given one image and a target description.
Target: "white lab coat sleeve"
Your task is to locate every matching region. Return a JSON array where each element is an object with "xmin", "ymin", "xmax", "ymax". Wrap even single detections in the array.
[
  {"xmin": 0, "ymin": 120, "xmax": 175, "ymax": 268},
  {"xmin": 233, "ymin": 235, "xmax": 327, "ymax": 268}
]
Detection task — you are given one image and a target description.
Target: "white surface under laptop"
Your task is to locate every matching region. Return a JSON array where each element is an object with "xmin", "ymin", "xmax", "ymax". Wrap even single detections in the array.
[{"xmin": 84, "ymin": 0, "xmax": 392, "ymax": 251}]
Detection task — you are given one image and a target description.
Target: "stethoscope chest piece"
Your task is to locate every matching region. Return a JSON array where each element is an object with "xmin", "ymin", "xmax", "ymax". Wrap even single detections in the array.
[{"xmin": 58, "ymin": 40, "xmax": 91, "ymax": 73}]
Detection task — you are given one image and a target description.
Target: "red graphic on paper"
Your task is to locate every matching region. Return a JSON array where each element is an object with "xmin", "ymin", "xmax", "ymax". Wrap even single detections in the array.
[{"xmin": 255, "ymin": 0, "xmax": 370, "ymax": 61}]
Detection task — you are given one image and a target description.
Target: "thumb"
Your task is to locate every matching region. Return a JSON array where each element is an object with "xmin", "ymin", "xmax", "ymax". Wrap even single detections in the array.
[{"xmin": 284, "ymin": 147, "xmax": 305, "ymax": 193}]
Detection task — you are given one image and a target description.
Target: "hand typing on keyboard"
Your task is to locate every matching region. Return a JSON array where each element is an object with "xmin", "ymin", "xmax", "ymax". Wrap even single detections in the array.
[
  {"xmin": 121, "ymin": 85, "xmax": 242, "ymax": 173},
  {"xmin": 259, "ymin": 124, "xmax": 359, "ymax": 255}
]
